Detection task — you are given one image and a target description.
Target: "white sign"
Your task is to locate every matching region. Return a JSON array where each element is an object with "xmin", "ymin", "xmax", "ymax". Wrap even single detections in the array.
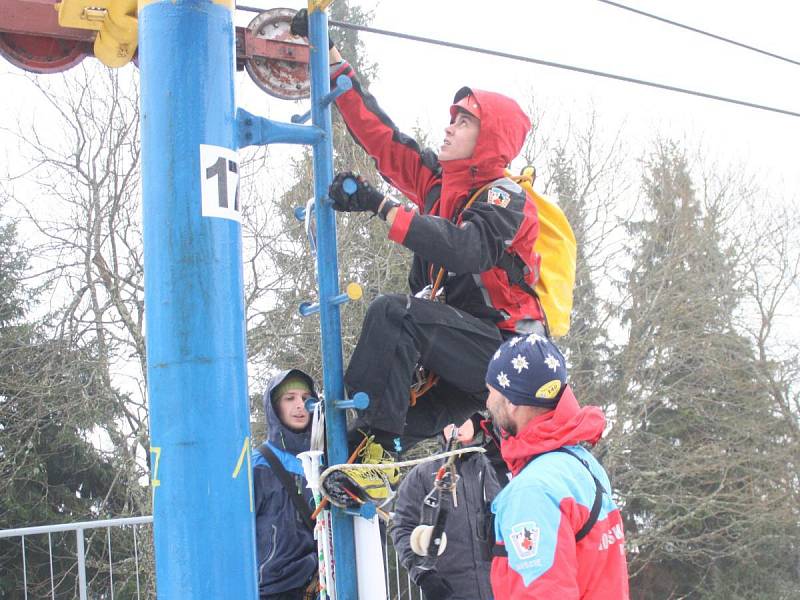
[{"xmin": 200, "ymin": 144, "xmax": 240, "ymax": 222}]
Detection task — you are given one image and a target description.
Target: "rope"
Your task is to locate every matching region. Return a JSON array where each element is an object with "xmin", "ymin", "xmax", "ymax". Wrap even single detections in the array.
[
  {"xmin": 322, "ymin": 445, "xmax": 484, "ymax": 475},
  {"xmin": 318, "ymin": 446, "xmax": 485, "ymax": 508},
  {"xmin": 310, "ymin": 435, "xmax": 368, "ymax": 520}
]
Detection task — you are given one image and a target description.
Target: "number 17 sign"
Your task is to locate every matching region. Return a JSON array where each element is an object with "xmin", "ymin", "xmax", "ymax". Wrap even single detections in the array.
[{"xmin": 200, "ymin": 144, "xmax": 241, "ymax": 222}]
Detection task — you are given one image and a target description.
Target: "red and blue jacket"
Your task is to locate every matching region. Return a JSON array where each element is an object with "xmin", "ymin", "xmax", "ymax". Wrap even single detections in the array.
[
  {"xmin": 331, "ymin": 62, "xmax": 543, "ymax": 331},
  {"xmin": 491, "ymin": 388, "xmax": 630, "ymax": 598}
]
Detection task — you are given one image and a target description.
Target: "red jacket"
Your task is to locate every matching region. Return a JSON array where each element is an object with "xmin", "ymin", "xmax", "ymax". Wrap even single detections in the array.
[
  {"xmin": 332, "ymin": 63, "xmax": 543, "ymax": 331},
  {"xmin": 491, "ymin": 388, "xmax": 630, "ymax": 599}
]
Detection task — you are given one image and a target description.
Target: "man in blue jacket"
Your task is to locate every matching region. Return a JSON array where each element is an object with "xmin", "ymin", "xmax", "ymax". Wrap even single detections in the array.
[{"xmin": 252, "ymin": 369, "xmax": 318, "ymax": 600}]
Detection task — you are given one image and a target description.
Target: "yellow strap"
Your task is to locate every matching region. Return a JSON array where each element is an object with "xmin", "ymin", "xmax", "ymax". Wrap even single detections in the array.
[
  {"xmin": 308, "ymin": 0, "xmax": 335, "ymax": 13},
  {"xmin": 429, "ymin": 174, "xmax": 530, "ymax": 299}
]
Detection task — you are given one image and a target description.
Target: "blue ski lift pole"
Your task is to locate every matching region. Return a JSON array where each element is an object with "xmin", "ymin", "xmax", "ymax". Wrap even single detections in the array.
[
  {"xmin": 308, "ymin": 4, "xmax": 359, "ymax": 598},
  {"xmin": 139, "ymin": 0, "xmax": 257, "ymax": 597}
]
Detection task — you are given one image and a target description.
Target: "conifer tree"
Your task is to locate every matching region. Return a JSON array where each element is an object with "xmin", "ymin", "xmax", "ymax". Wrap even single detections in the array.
[
  {"xmin": 613, "ymin": 140, "xmax": 798, "ymax": 599},
  {"xmin": 0, "ymin": 208, "xmax": 142, "ymax": 597},
  {"xmin": 246, "ymin": 1, "xmax": 411, "ymax": 405},
  {"xmin": 547, "ymin": 145, "xmax": 611, "ymax": 404}
]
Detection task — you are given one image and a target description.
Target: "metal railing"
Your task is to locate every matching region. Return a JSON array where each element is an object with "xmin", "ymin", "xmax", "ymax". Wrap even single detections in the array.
[
  {"xmin": 0, "ymin": 516, "xmax": 154, "ymax": 600},
  {"xmin": 1, "ymin": 516, "xmax": 421, "ymax": 600}
]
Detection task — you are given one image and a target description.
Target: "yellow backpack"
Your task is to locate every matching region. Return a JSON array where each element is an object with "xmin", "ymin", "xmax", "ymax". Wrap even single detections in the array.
[
  {"xmin": 512, "ymin": 167, "xmax": 576, "ymax": 337},
  {"xmin": 459, "ymin": 167, "xmax": 576, "ymax": 337},
  {"xmin": 414, "ymin": 167, "xmax": 577, "ymax": 404}
]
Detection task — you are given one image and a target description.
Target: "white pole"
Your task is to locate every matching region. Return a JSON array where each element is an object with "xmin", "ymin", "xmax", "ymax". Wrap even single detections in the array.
[{"xmin": 354, "ymin": 515, "xmax": 388, "ymax": 600}]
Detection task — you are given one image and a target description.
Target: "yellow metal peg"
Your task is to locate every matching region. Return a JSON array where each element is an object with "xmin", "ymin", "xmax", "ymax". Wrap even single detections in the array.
[{"xmin": 345, "ymin": 282, "xmax": 363, "ymax": 301}]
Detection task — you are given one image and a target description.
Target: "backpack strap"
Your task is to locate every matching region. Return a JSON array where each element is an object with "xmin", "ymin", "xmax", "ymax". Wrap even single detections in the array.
[
  {"xmin": 258, "ymin": 444, "xmax": 315, "ymax": 532},
  {"xmin": 489, "ymin": 446, "xmax": 607, "ymax": 556},
  {"xmin": 464, "ymin": 176, "xmax": 552, "ymax": 337},
  {"xmin": 551, "ymin": 447, "xmax": 607, "ymax": 543}
]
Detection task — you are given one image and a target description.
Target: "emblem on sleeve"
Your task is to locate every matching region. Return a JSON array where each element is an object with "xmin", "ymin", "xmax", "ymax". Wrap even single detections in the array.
[
  {"xmin": 509, "ymin": 521, "xmax": 540, "ymax": 560},
  {"xmin": 487, "ymin": 187, "xmax": 511, "ymax": 207}
]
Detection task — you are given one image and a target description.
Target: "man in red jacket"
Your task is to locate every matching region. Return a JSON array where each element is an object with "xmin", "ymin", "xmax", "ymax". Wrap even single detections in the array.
[
  {"xmin": 328, "ymin": 59, "xmax": 544, "ymax": 455},
  {"xmin": 292, "ymin": 12, "xmax": 544, "ymax": 454},
  {"xmin": 485, "ymin": 335, "xmax": 629, "ymax": 599}
]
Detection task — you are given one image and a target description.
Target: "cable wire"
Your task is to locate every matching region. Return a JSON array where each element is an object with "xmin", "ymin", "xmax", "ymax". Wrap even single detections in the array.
[
  {"xmin": 597, "ymin": 0, "xmax": 800, "ymax": 68},
  {"xmin": 327, "ymin": 20, "xmax": 800, "ymax": 119},
  {"xmin": 234, "ymin": 5, "xmax": 800, "ymax": 118}
]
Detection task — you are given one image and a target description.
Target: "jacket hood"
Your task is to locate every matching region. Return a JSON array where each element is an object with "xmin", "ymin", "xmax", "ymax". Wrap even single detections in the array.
[
  {"xmin": 500, "ymin": 386, "xmax": 606, "ymax": 476},
  {"xmin": 437, "ymin": 87, "xmax": 531, "ymax": 218},
  {"xmin": 263, "ymin": 369, "xmax": 315, "ymax": 454}
]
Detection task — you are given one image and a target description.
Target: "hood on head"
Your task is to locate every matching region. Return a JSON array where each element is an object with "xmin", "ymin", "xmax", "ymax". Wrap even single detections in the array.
[
  {"xmin": 445, "ymin": 86, "xmax": 531, "ymax": 176},
  {"xmin": 263, "ymin": 368, "xmax": 316, "ymax": 453},
  {"xmin": 437, "ymin": 87, "xmax": 531, "ymax": 218}
]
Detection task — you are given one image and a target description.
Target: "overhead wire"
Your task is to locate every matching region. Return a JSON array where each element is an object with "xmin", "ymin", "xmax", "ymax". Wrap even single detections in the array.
[
  {"xmin": 234, "ymin": 4, "xmax": 800, "ymax": 118},
  {"xmin": 596, "ymin": 0, "xmax": 800, "ymax": 68},
  {"xmin": 328, "ymin": 20, "xmax": 800, "ymax": 119}
]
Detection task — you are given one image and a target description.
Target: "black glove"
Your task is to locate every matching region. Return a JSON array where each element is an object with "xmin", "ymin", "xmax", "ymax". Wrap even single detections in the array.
[
  {"xmin": 328, "ymin": 172, "xmax": 385, "ymax": 214},
  {"xmin": 290, "ymin": 8, "xmax": 335, "ymax": 49},
  {"xmin": 418, "ymin": 571, "xmax": 455, "ymax": 600}
]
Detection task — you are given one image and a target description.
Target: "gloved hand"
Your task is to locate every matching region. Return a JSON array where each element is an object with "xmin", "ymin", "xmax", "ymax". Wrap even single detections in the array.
[
  {"xmin": 328, "ymin": 172, "xmax": 385, "ymax": 214},
  {"xmin": 418, "ymin": 571, "xmax": 455, "ymax": 600},
  {"xmin": 290, "ymin": 8, "xmax": 335, "ymax": 49}
]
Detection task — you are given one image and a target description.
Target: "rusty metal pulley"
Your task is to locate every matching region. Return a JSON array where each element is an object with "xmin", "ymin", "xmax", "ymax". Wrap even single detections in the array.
[
  {"xmin": 0, "ymin": 31, "xmax": 91, "ymax": 74},
  {"xmin": 241, "ymin": 8, "xmax": 310, "ymax": 100}
]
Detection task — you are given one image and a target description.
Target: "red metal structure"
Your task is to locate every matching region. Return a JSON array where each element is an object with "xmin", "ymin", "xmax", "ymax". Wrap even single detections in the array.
[
  {"xmin": 0, "ymin": 1, "xmax": 310, "ymax": 100},
  {"xmin": 0, "ymin": 0, "xmax": 94, "ymax": 73}
]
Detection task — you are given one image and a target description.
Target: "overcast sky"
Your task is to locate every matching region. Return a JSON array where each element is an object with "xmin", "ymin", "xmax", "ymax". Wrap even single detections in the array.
[
  {"xmin": 2, "ymin": 0, "xmax": 798, "ymax": 197},
  {"xmin": 231, "ymin": 0, "xmax": 800, "ymax": 202}
]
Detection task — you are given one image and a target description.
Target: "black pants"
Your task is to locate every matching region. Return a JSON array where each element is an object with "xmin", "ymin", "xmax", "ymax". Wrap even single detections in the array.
[
  {"xmin": 263, "ymin": 586, "xmax": 307, "ymax": 600},
  {"xmin": 345, "ymin": 294, "xmax": 505, "ymax": 449}
]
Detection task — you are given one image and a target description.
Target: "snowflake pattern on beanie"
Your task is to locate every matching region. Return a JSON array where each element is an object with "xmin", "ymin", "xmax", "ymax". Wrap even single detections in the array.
[{"xmin": 485, "ymin": 335, "xmax": 568, "ymax": 407}]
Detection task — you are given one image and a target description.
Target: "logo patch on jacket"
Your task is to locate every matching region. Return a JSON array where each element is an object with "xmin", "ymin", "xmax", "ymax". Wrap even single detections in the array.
[
  {"xmin": 509, "ymin": 521, "xmax": 540, "ymax": 559},
  {"xmin": 487, "ymin": 187, "xmax": 511, "ymax": 207}
]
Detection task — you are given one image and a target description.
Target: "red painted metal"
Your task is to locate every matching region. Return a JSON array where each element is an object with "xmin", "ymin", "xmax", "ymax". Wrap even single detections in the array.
[
  {"xmin": 0, "ymin": 31, "xmax": 91, "ymax": 72},
  {"xmin": 241, "ymin": 8, "xmax": 311, "ymax": 100},
  {"xmin": 0, "ymin": 0, "xmax": 93, "ymax": 73},
  {"xmin": 0, "ymin": 0, "xmax": 93, "ymax": 40},
  {"xmin": 0, "ymin": 2, "xmax": 310, "ymax": 82}
]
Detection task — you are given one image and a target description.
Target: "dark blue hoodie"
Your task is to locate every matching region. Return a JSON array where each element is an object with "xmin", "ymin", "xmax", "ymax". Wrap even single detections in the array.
[{"xmin": 252, "ymin": 369, "xmax": 317, "ymax": 597}]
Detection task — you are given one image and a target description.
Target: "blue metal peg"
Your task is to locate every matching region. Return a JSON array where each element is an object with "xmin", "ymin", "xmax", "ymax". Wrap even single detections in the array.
[
  {"xmin": 333, "ymin": 392, "xmax": 370, "ymax": 411},
  {"xmin": 319, "ymin": 74, "xmax": 353, "ymax": 108},
  {"xmin": 292, "ymin": 75, "xmax": 351, "ymax": 124},
  {"xmin": 298, "ymin": 300, "xmax": 321, "ymax": 317},
  {"xmin": 299, "ymin": 283, "xmax": 363, "ymax": 317},
  {"xmin": 294, "ymin": 206, "xmax": 306, "ymax": 221},
  {"xmin": 344, "ymin": 502, "xmax": 377, "ymax": 520},
  {"xmin": 291, "ymin": 110, "xmax": 312, "ymax": 124},
  {"xmin": 305, "ymin": 397, "xmax": 321, "ymax": 412},
  {"xmin": 342, "ymin": 177, "xmax": 357, "ymax": 195}
]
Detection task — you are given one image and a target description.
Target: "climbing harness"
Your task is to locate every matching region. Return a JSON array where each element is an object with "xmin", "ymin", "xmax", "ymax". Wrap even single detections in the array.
[
  {"xmin": 407, "ymin": 266, "xmax": 446, "ymax": 406},
  {"xmin": 407, "ymin": 165, "xmax": 576, "ymax": 405},
  {"xmin": 409, "ymin": 365, "xmax": 439, "ymax": 407},
  {"xmin": 408, "ymin": 428, "xmax": 460, "ymax": 564}
]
